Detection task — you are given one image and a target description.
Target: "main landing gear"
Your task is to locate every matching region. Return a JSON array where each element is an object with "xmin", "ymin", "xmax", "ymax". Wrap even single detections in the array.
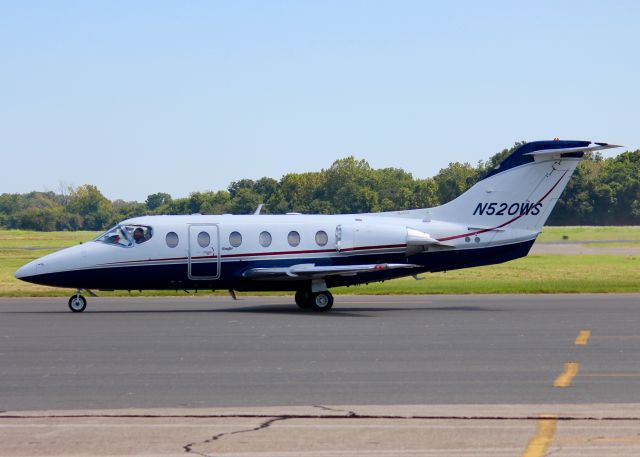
[
  {"xmin": 68, "ymin": 291, "xmax": 87, "ymax": 313},
  {"xmin": 295, "ymin": 289, "xmax": 334, "ymax": 312}
]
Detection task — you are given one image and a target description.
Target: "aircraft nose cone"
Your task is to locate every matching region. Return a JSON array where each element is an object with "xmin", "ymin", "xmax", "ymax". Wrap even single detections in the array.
[{"xmin": 14, "ymin": 263, "xmax": 34, "ymax": 280}]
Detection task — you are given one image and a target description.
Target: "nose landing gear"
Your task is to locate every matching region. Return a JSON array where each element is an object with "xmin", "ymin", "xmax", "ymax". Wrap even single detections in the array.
[{"xmin": 68, "ymin": 291, "xmax": 87, "ymax": 313}]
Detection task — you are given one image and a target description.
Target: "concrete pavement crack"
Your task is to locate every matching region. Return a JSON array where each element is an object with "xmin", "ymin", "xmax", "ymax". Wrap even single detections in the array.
[
  {"xmin": 2, "ymin": 413, "xmax": 640, "ymax": 420},
  {"xmin": 183, "ymin": 416, "xmax": 287, "ymax": 456},
  {"xmin": 546, "ymin": 444, "xmax": 563, "ymax": 457},
  {"xmin": 313, "ymin": 404, "xmax": 358, "ymax": 416}
]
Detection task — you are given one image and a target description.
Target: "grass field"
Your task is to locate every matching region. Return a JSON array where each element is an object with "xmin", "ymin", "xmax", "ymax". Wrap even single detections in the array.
[
  {"xmin": 1, "ymin": 227, "xmax": 639, "ymax": 297},
  {"xmin": 536, "ymin": 226, "xmax": 640, "ymax": 242},
  {"xmin": 0, "ymin": 230, "xmax": 101, "ymax": 248},
  {"xmin": 334, "ymin": 254, "xmax": 639, "ymax": 294}
]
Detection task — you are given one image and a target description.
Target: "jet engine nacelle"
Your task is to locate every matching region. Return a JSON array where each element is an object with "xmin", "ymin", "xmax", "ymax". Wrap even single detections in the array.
[{"xmin": 336, "ymin": 224, "xmax": 445, "ymax": 255}]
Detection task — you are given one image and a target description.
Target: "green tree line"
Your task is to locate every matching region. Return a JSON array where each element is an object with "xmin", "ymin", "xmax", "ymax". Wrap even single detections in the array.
[{"xmin": 1, "ymin": 144, "xmax": 638, "ymax": 231}]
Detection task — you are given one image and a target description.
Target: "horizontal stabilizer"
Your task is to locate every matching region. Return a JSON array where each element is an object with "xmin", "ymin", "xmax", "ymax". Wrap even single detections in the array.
[
  {"xmin": 523, "ymin": 143, "xmax": 622, "ymax": 156},
  {"xmin": 243, "ymin": 263, "xmax": 418, "ymax": 280}
]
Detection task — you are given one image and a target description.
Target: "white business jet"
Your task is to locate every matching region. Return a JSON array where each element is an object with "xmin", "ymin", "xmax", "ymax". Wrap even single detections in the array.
[{"xmin": 15, "ymin": 140, "xmax": 619, "ymax": 312}]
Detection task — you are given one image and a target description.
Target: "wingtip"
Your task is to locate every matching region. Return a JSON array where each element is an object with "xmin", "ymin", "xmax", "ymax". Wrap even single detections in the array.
[{"xmin": 594, "ymin": 142, "xmax": 624, "ymax": 149}]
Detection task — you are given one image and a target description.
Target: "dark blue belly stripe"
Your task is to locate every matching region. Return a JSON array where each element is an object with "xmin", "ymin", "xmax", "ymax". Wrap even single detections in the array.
[{"xmin": 21, "ymin": 240, "xmax": 535, "ymax": 292}]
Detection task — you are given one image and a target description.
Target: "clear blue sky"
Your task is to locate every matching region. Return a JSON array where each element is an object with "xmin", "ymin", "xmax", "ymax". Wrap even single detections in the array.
[{"xmin": 1, "ymin": 0, "xmax": 638, "ymax": 201}]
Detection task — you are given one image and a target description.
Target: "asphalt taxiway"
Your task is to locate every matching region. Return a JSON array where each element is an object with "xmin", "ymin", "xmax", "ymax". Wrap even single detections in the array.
[
  {"xmin": 2, "ymin": 294, "xmax": 640, "ymax": 410},
  {"xmin": 1, "ymin": 294, "xmax": 640, "ymax": 456}
]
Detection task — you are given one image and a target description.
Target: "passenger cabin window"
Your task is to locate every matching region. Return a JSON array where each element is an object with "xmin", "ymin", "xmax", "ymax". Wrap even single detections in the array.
[
  {"xmin": 124, "ymin": 225, "xmax": 153, "ymax": 245},
  {"xmin": 166, "ymin": 232, "xmax": 179, "ymax": 248},
  {"xmin": 197, "ymin": 231, "xmax": 210, "ymax": 248},
  {"xmin": 288, "ymin": 231, "xmax": 300, "ymax": 247},
  {"xmin": 229, "ymin": 231, "xmax": 242, "ymax": 247},
  {"xmin": 259, "ymin": 231, "xmax": 272, "ymax": 247},
  {"xmin": 315, "ymin": 230, "xmax": 328, "ymax": 246}
]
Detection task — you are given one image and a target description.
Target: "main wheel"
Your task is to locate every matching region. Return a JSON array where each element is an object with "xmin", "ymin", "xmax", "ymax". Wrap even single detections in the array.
[
  {"xmin": 295, "ymin": 290, "xmax": 312, "ymax": 309},
  {"xmin": 310, "ymin": 291, "xmax": 334, "ymax": 312},
  {"xmin": 68, "ymin": 294, "xmax": 87, "ymax": 313}
]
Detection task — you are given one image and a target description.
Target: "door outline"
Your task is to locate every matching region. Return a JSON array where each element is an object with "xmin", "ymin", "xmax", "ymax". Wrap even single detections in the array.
[{"xmin": 187, "ymin": 223, "xmax": 221, "ymax": 280}]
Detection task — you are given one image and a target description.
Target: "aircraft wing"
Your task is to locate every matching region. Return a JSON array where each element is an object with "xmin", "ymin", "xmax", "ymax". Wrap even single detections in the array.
[{"xmin": 242, "ymin": 263, "xmax": 418, "ymax": 281}]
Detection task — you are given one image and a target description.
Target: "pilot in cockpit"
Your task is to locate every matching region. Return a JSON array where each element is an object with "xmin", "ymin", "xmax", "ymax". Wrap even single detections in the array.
[{"xmin": 133, "ymin": 227, "xmax": 146, "ymax": 244}]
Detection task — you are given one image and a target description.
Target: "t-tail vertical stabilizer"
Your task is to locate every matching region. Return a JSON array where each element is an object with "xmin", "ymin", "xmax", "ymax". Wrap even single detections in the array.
[{"xmin": 427, "ymin": 140, "xmax": 621, "ymax": 233}]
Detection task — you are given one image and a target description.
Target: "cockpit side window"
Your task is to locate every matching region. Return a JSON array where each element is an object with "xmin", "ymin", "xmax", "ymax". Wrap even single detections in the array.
[
  {"xmin": 95, "ymin": 225, "xmax": 132, "ymax": 247},
  {"xmin": 124, "ymin": 225, "xmax": 153, "ymax": 245}
]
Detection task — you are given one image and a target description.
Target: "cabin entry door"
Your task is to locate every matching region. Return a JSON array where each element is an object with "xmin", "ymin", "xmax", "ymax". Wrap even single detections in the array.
[{"xmin": 187, "ymin": 224, "xmax": 221, "ymax": 280}]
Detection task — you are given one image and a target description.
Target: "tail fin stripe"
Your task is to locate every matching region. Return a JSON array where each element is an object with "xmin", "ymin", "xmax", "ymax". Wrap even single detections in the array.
[{"xmin": 437, "ymin": 170, "xmax": 568, "ymax": 242}]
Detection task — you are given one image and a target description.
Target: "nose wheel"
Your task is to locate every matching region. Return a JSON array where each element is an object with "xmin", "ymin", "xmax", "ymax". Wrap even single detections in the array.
[{"xmin": 68, "ymin": 293, "xmax": 87, "ymax": 312}]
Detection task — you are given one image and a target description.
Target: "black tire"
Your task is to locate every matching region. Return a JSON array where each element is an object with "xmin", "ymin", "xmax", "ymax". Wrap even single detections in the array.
[
  {"xmin": 68, "ymin": 295, "xmax": 87, "ymax": 313},
  {"xmin": 295, "ymin": 290, "xmax": 312, "ymax": 309},
  {"xmin": 310, "ymin": 291, "xmax": 334, "ymax": 312}
]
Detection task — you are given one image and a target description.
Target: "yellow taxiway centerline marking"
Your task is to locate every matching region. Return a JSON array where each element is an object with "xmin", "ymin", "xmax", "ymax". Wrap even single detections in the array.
[
  {"xmin": 520, "ymin": 416, "xmax": 558, "ymax": 457},
  {"xmin": 554, "ymin": 362, "xmax": 579, "ymax": 388},
  {"xmin": 575, "ymin": 330, "xmax": 590, "ymax": 345}
]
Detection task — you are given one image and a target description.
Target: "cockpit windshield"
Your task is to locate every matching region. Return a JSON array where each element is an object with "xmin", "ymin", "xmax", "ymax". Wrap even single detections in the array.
[
  {"xmin": 95, "ymin": 225, "xmax": 132, "ymax": 247},
  {"xmin": 95, "ymin": 225, "xmax": 153, "ymax": 247}
]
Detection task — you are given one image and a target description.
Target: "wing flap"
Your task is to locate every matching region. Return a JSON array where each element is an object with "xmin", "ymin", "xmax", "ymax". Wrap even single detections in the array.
[{"xmin": 243, "ymin": 263, "xmax": 418, "ymax": 280}]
